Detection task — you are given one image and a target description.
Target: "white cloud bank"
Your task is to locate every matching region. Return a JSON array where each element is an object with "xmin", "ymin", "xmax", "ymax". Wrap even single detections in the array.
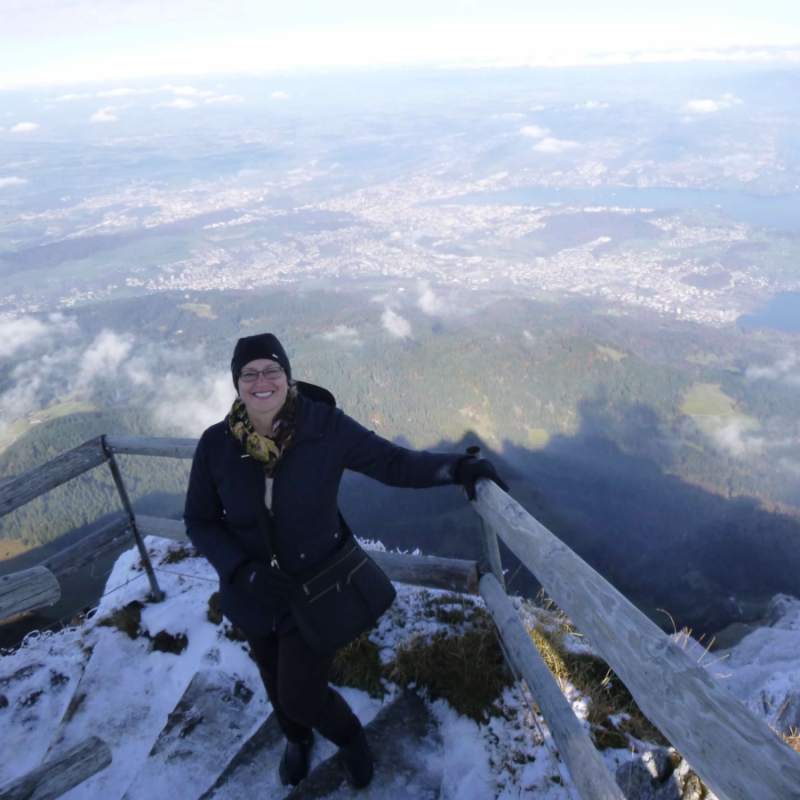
[
  {"xmin": 0, "ymin": 177, "xmax": 28, "ymax": 189},
  {"xmin": 90, "ymin": 105, "xmax": 118, "ymax": 122},
  {"xmin": 320, "ymin": 325, "xmax": 362, "ymax": 345},
  {"xmin": 417, "ymin": 281, "xmax": 453, "ymax": 316},
  {"xmin": 57, "ymin": 93, "xmax": 92, "ymax": 101},
  {"xmin": 0, "ymin": 313, "xmax": 77, "ymax": 358},
  {"xmin": 205, "ymin": 95, "xmax": 244, "ymax": 105},
  {"xmin": 154, "ymin": 98, "xmax": 197, "ymax": 110},
  {"xmin": 270, "ymin": 91, "xmax": 290, "ymax": 100},
  {"xmin": 519, "ymin": 125, "xmax": 549, "ymax": 138},
  {"xmin": 534, "ymin": 137, "xmax": 581, "ymax": 153},
  {"xmin": 683, "ymin": 93, "xmax": 743, "ymax": 114},
  {"xmin": 381, "ymin": 309, "xmax": 412, "ymax": 339},
  {"xmin": 745, "ymin": 353, "xmax": 800, "ymax": 386},
  {"xmin": 574, "ymin": 100, "xmax": 608, "ymax": 109},
  {"xmin": 11, "ymin": 122, "xmax": 39, "ymax": 133}
]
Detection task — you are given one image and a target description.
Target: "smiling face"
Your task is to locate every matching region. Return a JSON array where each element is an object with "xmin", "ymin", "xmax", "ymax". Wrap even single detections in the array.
[{"xmin": 238, "ymin": 358, "xmax": 289, "ymax": 430}]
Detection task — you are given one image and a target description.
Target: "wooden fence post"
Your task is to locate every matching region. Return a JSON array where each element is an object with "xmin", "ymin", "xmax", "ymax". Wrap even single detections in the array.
[
  {"xmin": 480, "ymin": 573, "xmax": 625, "ymax": 800},
  {"xmin": 465, "ymin": 446, "xmax": 505, "ymax": 591},
  {"xmin": 0, "ymin": 736, "xmax": 112, "ymax": 800},
  {"xmin": 0, "ymin": 566, "xmax": 61, "ymax": 623},
  {"xmin": 100, "ymin": 436, "xmax": 164, "ymax": 602}
]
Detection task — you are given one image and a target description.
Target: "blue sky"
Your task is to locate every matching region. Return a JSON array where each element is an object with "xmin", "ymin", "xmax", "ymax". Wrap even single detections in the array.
[{"xmin": 2, "ymin": 0, "xmax": 800, "ymax": 87}]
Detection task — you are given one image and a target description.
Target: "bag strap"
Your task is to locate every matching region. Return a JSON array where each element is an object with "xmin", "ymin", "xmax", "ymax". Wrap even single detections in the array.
[{"xmin": 242, "ymin": 458, "xmax": 279, "ymax": 568}]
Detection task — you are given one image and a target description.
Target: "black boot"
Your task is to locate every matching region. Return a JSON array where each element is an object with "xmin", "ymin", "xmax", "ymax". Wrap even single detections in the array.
[
  {"xmin": 340, "ymin": 729, "xmax": 374, "ymax": 789},
  {"xmin": 279, "ymin": 731, "xmax": 314, "ymax": 787}
]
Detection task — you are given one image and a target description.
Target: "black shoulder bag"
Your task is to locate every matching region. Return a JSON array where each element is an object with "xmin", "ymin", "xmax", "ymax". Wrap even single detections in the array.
[{"xmin": 245, "ymin": 462, "xmax": 396, "ymax": 653}]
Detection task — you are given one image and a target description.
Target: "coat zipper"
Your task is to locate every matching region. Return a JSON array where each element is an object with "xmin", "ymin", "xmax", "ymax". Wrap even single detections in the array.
[
  {"xmin": 308, "ymin": 581, "xmax": 341, "ymax": 604},
  {"xmin": 302, "ymin": 545, "xmax": 358, "ymax": 595},
  {"xmin": 346, "ymin": 558, "xmax": 369, "ymax": 585}
]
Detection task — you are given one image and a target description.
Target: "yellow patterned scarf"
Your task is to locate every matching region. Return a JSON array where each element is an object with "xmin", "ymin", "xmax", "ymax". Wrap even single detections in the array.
[{"xmin": 228, "ymin": 386, "xmax": 298, "ymax": 476}]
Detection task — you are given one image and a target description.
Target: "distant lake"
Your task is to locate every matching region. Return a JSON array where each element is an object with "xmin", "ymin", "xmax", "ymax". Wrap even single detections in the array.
[
  {"xmin": 438, "ymin": 186, "xmax": 800, "ymax": 232},
  {"xmin": 738, "ymin": 292, "xmax": 800, "ymax": 333}
]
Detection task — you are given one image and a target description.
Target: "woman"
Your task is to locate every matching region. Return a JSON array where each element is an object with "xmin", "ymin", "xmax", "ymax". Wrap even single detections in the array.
[{"xmin": 183, "ymin": 332, "xmax": 507, "ymax": 789}]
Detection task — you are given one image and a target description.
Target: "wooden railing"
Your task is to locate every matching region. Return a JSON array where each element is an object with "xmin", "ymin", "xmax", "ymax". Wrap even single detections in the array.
[{"xmin": 2, "ymin": 435, "xmax": 800, "ymax": 800}]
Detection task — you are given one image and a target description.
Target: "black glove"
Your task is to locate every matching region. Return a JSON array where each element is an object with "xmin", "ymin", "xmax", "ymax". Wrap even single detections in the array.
[
  {"xmin": 233, "ymin": 561, "xmax": 295, "ymax": 602},
  {"xmin": 456, "ymin": 456, "xmax": 509, "ymax": 501}
]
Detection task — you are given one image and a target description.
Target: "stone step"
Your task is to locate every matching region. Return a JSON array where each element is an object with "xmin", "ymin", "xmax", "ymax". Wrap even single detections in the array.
[
  {"xmin": 122, "ymin": 669, "xmax": 266, "ymax": 800},
  {"xmin": 286, "ymin": 689, "xmax": 444, "ymax": 800},
  {"xmin": 198, "ymin": 710, "xmax": 337, "ymax": 800}
]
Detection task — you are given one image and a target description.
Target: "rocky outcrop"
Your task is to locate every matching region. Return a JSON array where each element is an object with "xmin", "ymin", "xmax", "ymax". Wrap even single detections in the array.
[{"xmin": 614, "ymin": 749, "xmax": 718, "ymax": 800}]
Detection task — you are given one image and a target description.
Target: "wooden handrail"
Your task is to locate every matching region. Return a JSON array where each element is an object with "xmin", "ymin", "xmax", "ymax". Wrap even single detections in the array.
[
  {"xmin": 41, "ymin": 515, "xmax": 132, "ymax": 579},
  {"xmin": 0, "ymin": 736, "xmax": 112, "ymax": 800},
  {"xmin": 480, "ymin": 573, "xmax": 624, "ymax": 800},
  {"xmin": 472, "ymin": 480, "xmax": 800, "ymax": 800},
  {"xmin": 104, "ymin": 436, "xmax": 197, "ymax": 459},
  {"xmin": 135, "ymin": 515, "xmax": 480, "ymax": 594},
  {"xmin": 0, "ymin": 566, "xmax": 61, "ymax": 624},
  {"xmin": 0, "ymin": 438, "xmax": 107, "ymax": 518}
]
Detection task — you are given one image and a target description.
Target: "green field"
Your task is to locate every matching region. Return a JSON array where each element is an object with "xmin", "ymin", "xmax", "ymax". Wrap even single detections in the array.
[{"xmin": 179, "ymin": 303, "xmax": 218, "ymax": 320}]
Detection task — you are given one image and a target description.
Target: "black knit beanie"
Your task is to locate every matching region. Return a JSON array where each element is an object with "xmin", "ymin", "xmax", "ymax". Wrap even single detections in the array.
[{"xmin": 230, "ymin": 333, "xmax": 292, "ymax": 391}]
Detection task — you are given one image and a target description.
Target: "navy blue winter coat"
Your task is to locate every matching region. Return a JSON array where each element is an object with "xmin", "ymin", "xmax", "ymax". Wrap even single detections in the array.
[{"xmin": 183, "ymin": 386, "xmax": 464, "ymax": 635}]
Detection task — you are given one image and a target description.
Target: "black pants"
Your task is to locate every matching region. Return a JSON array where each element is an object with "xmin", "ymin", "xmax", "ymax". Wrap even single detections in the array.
[{"xmin": 246, "ymin": 629, "xmax": 362, "ymax": 748}]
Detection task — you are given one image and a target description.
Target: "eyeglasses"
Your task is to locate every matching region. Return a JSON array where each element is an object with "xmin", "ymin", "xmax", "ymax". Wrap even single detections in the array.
[{"xmin": 239, "ymin": 367, "xmax": 284, "ymax": 382}]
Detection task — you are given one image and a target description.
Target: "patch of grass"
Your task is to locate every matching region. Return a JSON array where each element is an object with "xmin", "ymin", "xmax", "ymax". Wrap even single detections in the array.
[
  {"xmin": 387, "ymin": 629, "xmax": 512, "ymax": 723},
  {"xmin": 179, "ymin": 303, "xmax": 217, "ymax": 320},
  {"xmin": 332, "ymin": 634, "xmax": 387, "ymax": 699},
  {"xmin": 150, "ymin": 631, "xmax": 189, "ymax": 655},
  {"xmin": 207, "ymin": 592, "xmax": 223, "ymax": 625},
  {"xmin": 782, "ymin": 727, "xmax": 800, "ymax": 756},
  {"xmin": 526, "ymin": 428, "xmax": 551, "ymax": 449},
  {"xmin": 682, "ymin": 382, "xmax": 736, "ymax": 416},
  {"xmin": 97, "ymin": 600, "xmax": 144, "ymax": 640},
  {"xmin": 595, "ymin": 345, "xmax": 627, "ymax": 361},
  {"xmin": 161, "ymin": 544, "xmax": 197, "ymax": 565},
  {"xmin": 528, "ymin": 626, "xmax": 669, "ymax": 750},
  {"xmin": 207, "ymin": 592, "xmax": 247, "ymax": 641}
]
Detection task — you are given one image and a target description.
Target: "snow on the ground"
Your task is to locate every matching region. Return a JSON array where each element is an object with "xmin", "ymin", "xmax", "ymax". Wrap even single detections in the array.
[
  {"xmin": 3, "ymin": 537, "xmax": 796, "ymax": 799},
  {"xmin": 718, "ymin": 594, "xmax": 800, "ymax": 731}
]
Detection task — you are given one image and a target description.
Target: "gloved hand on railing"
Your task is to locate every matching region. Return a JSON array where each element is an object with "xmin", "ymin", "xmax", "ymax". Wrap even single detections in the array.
[
  {"xmin": 455, "ymin": 456, "xmax": 509, "ymax": 501},
  {"xmin": 232, "ymin": 561, "xmax": 295, "ymax": 601}
]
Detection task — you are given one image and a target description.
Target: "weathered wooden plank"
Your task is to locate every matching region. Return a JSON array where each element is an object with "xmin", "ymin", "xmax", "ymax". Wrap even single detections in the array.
[
  {"xmin": 0, "ymin": 735, "xmax": 112, "ymax": 800},
  {"xmin": 0, "ymin": 438, "xmax": 106, "ymax": 518},
  {"xmin": 135, "ymin": 515, "xmax": 480, "ymax": 593},
  {"xmin": 371, "ymin": 550, "xmax": 479, "ymax": 594},
  {"xmin": 41, "ymin": 515, "xmax": 132, "ymax": 579},
  {"xmin": 480, "ymin": 573, "xmax": 624, "ymax": 800},
  {"xmin": 464, "ymin": 446, "xmax": 506, "ymax": 590},
  {"xmin": 473, "ymin": 480, "xmax": 800, "ymax": 800},
  {"xmin": 136, "ymin": 515, "xmax": 189, "ymax": 543},
  {"xmin": 104, "ymin": 436, "xmax": 198, "ymax": 459},
  {"xmin": 0, "ymin": 566, "xmax": 61, "ymax": 623}
]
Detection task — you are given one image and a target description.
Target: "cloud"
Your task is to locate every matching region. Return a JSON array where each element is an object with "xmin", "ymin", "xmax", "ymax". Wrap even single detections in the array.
[
  {"xmin": 0, "ymin": 317, "xmax": 50, "ymax": 357},
  {"xmin": 154, "ymin": 98, "xmax": 197, "ymax": 110},
  {"xmin": 683, "ymin": 93, "xmax": 743, "ymax": 114},
  {"xmin": 574, "ymin": 100, "xmax": 608, "ymax": 109},
  {"xmin": 153, "ymin": 373, "xmax": 233, "ymax": 437},
  {"xmin": 745, "ymin": 353, "xmax": 799, "ymax": 384},
  {"xmin": 97, "ymin": 87, "xmax": 152, "ymax": 97},
  {"xmin": 78, "ymin": 330, "xmax": 134, "ymax": 385},
  {"xmin": 11, "ymin": 122, "xmax": 39, "ymax": 133},
  {"xmin": 519, "ymin": 125, "xmax": 549, "ymax": 138},
  {"xmin": 0, "ymin": 177, "xmax": 28, "ymax": 189},
  {"xmin": 205, "ymin": 95, "xmax": 245, "ymax": 105},
  {"xmin": 320, "ymin": 325, "xmax": 362, "ymax": 345},
  {"xmin": 90, "ymin": 105, "xmax": 118, "ymax": 123},
  {"xmin": 381, "ymin": 309, "xmax": 412, "ymax": 339},
  {"xmin": 57, "ymin": 93, "xmax": 91, "ymax": 101},
  {"xmin": 533, "ymin": 137, "xmax": 581, "ymax": 153},
  {"xmin": 270, "ymin": 91, "xmax": 290, "ymax": 100},
  {"xmin": 167, "ymin": 85, "xmax": 215, "ymax": 97},
  {"xmin": 710, "ymin": 418, "xmax": 767, "ymax": 459},
  {"xmin": 417, "ymin": 281, "xmax": 452, "ymax": 316}
]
